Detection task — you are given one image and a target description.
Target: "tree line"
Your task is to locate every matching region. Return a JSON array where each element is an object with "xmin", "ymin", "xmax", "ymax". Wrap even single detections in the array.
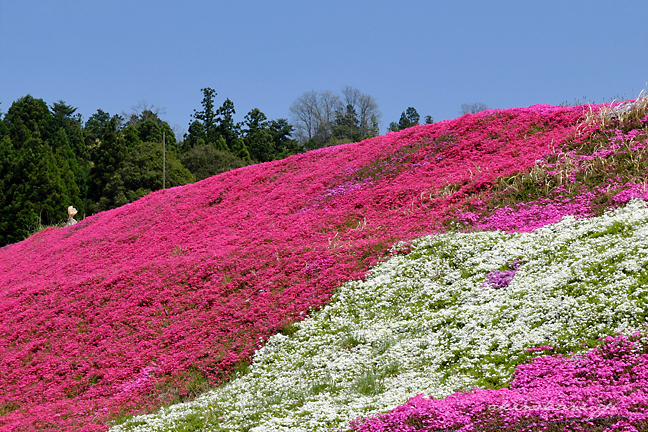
[
  {"xmin": 0, "ymin": 89, "xmax": 305, "ymax": 246},
  {"xmin": 0, "ymin": 86, "xmax": 485, "ymax": 246},
  {"xmin": 289, "ymin": 86, "xmax": 382, "ymax": 149}
]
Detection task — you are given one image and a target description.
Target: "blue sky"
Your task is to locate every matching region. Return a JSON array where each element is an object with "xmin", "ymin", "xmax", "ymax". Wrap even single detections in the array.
[{"xmin": 1, "ymin": 0, "xmax": 646, "ymax": 137}]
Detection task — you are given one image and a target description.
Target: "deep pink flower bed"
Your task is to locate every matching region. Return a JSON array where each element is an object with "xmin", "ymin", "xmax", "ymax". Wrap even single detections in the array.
[
  {"xmin": 0, "ymin": 105, "xmax": 593, "ymax": 430},
  {"xmin": 350, "ymin": 332, "xmax": 648, "ymax": 432}
]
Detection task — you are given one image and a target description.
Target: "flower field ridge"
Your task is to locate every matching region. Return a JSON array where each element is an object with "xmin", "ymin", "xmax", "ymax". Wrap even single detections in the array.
[
  {"xmin": 1, "ymin": 100, "xmax": 647, "ymax": 430},
  {"xmin": 113, "ymin": 199, "xmax": 648, "ymax": 431}
]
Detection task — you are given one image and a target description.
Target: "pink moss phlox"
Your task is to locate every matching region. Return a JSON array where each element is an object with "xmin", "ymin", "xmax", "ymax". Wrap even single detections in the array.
[
  {"xmin": 612, "ymin": 183, "xmax": 648, "ymax": 204},
  {"xmin": 459, "ymin": 192, "xmax": 596, "ymax": 233},
  {"xmin": 351, "ymin": 334, "xmax": 648, "ymax": 431}
]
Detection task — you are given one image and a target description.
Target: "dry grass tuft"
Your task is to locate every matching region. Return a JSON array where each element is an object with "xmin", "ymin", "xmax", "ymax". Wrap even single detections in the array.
[{"xmin": 582, "ymin": 89, "xmax": 648, "ymax": 130}]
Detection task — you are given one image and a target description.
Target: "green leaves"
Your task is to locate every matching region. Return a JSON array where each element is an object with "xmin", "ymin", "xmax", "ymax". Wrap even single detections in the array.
[{"xmin": 102, "ymin": 141, "xmax": 194, "ymax": 208}]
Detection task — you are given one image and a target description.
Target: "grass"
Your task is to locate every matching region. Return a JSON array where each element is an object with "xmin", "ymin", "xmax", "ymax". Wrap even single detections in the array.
[
  {"xmin": 581, "ymin": 89, "xmax": 648, "ymax": 130},
  {"xmin": 440, "ymin": 96, "xmax": 648, "ymax": 226}
]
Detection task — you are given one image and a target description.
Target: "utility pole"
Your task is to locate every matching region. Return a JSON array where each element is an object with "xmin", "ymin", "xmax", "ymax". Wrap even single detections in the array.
[{"xmin": 162, "ymin": 131, "xmax": 166, "ymax": 189}]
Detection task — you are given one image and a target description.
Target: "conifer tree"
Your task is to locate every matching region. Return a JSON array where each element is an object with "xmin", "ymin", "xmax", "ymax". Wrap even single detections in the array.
[
  {"xmin": 230, "ymin": 137, "xmax": 252, "ymax": 162},
  {"xmin": 243, "ymin": 108, "xmax": 274, "ymax": 162},
  {"xmin": 269, "ymin": 118, "xmax": 301, "ymax": 159},
  {"xmin": 216, "ymin": 98, "xmax": 239, "ymax": 150},
  {"xmin": 6, "ymin": 138, "xmax": 74, "ymax": 242},
  {"xmin": 49, "ymin": 101, "xmax": 90, "ymax": 210},
  {"xmin": 101, "ymin": 141, "xmax": 194, "ymax": 208},
  {"xmin": 190, "ymin": 87, "xmax": 220, "ymax": 148},
  {"xmin": 0, "ymin": 135, "xmax": 14, "ymax": 244},
  {"xmin": 4, "ymin": 95, "xmax": 51, "ymax": 144},
  {"xmin": 0, "ymin": 96, "xmax": 82, "ymax": 244},
  {"xmin": 87, "ymin": 113, "xmax": 128, "ymax": 207},
  {"xmin": 180, "ymin": 144, "xmax": 248, "ymax": 181}
]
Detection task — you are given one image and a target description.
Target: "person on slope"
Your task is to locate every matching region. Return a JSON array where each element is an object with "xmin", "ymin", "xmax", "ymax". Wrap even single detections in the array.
[{"xmin": 66, "ymin": 206, "xmax": 78, "ymax": 226}]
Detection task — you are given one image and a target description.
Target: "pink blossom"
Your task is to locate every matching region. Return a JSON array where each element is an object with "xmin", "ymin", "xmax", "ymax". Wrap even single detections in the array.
[{"xmin": 351, "ymin": 333, "xmax": 648, "ymax": 431}]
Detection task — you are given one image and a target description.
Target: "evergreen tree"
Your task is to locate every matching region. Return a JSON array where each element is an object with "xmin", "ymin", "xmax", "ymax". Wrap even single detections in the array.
[
  {"xmin": 0, "ymin": 114, "xmax": 7, "ymax": 140},
  {"xmin": 184, "ymin": 120, "xmax": 206, "ymax": 150},
  {"xmin": 216, "ymin": 98, "xmax": 239, "ymax": 150},
  {"xmin": 102, "ymin": 141, "xmax": 194, "ymax": 208},
  {"xmin": 137, "ymin": 118, "xmax": 164, "ymax": 144},
  {"xmin": 180, "ymin": 144, "xmax": 248, "ymax": 181},
  {"xmin": 241, "ymin": 109, "xmax": 301, "ymax": 162},
  {"xmin": 3, "ymin": 95, "xmax": 51, "ymax": 144},
  {"xmin": 50, "ymin": 128, "xmax": 84, "ymax": 215},
  {"xmin": 213, "ymin": 135, "xmax": 229, "ymax": 152},
  {"xmin": 243, "ymin": 108, "xmax": 274, "ymax": 163},
  {"xmin": 49, "ymin": 101, "xmax": 90, "ymax": 211},
  {"xmin": 389, "ymin": 107, "xmax": 420, "ymax": 131},
  {"xmin": 331, "ymin": 104, "xmax": 361, "ymax": 143},
  {"xmin": 0, "ymin": 96, "xmax": 82, "ymax": 245},
  {"xmin": 0, "ymin": 135, "xmax": 15, "ymax": 244},
  {"xmin": 229, "ymin": 138, "xmax": 252, "ymax": 163},
  {"xmin": 268, "ymin": 118, "xmax": 301, "ymax": 159},
  {"xmin": 87, "ymin": 113, "xmax": 127, "ymax": 207},
  {"xmin": 84, "ymin": 109, "xmax": 112, "ymax": 142},
  {"xmin": 122, "ymin": 125, "xmax": 142, "ymax": 148},
  {"xmin": 5, "ymin": 138, "xmax": 75, "ymax": 242},
  {"xmin": 189, "ymin": 87, "xmax": 220, "ymax": 148},
  {"xmin": 122, "ymin": 108, "xmax": 177, "ymax": 150}
]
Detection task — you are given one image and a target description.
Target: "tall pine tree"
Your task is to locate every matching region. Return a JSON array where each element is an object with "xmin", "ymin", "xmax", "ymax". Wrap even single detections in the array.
[
  {"xmin": 0, "ymin": 96, "xmax": 82, "ymax": 245},
  {"xmin": 87, "ymin": 112, "xmax": 127, "ymax": 210}
]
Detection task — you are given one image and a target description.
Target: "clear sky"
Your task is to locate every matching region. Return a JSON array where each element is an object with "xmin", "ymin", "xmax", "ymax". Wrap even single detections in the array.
[{"xmin": 1, "ymin": 0, "xmax": 647, "ymax": 137}]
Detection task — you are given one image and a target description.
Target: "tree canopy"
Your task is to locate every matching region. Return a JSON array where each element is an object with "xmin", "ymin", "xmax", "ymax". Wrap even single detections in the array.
[
  {"xmin": 0, "ymin": 90, "xmax": 304, "ymax": 246},
  {"xmin": 460, "ymin": 102, "xmax": 490, "ymax": 115},
  {"xmin": 289, "ymin": 86, "xmax": 381, "ymax": 149},
  {"xmin": 389, "ymin": 107, "xmax": 420, "ymax": 131},
  {"xmin": 185, "ymin": 88, "xmax": 300, "ymax": 164}
]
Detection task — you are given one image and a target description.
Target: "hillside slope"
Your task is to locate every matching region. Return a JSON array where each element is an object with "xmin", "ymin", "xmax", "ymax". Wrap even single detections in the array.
[
  {"xmin": 114, "ymin": 200, "xmax": 648, "ymax": 431},
  {"xmin": 1, "ymin": 100, "xmax": 646, "ymax": 430}
]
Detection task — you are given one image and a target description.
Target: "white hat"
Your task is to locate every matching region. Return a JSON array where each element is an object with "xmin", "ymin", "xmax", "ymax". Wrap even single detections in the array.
[{"xmin": 68, "ymin": 206, "xmax": 78, "ymax": 217}]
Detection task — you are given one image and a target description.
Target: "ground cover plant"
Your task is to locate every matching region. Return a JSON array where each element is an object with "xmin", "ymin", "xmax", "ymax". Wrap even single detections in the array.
[
  {"xmin": 351, "ymin": 330, "xmax": 648, "ymax": 432},
  {"xmin": 112, "ymin": 199, "xmax": 648, "ymax": 431},
  {"xmin": 0, "ymin": 97, "xmax": 646, "ymax": 430},
  {"xmin": 454, "ymin": 94, "xmax": 648, "ymax": 231}
]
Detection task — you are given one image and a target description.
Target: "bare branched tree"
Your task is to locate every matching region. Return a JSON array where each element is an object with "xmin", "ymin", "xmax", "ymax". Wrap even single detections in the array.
[
  {"xmin": 289, "ymin": 91, "xmax": 320, "ymax": 144},
  {"xmin": 290, "ymin": 87, "xmax": 381, "ymax": 147},
  {"xmin": 122, "ymin": 101, "xmax": 166, "ymax": 127},
  {"xmin": 459, "ymin": 102, "xmax": 489, "ymax": 115},
  {"xmin": 316, "ymin": 90, "xmax": 342, "ymax": 141},
  {"xmin": 342, "ymin": 86, "xmax": 381, "ymax": 137}
]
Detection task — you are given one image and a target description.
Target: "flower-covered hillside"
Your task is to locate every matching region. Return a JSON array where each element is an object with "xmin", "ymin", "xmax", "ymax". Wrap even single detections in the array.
[
  {"xmin": 0, "ymin": 100, "xmax": 646, "ymax": 430},
  {"xmin": 113, "ymin": 200, "xmax": 648, "ymax": 431}
]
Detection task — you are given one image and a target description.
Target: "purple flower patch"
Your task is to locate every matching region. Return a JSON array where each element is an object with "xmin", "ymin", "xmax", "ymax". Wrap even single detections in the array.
[{"xmin": 483, "ymin": 260, "xmax": 522, "ymax": 289}]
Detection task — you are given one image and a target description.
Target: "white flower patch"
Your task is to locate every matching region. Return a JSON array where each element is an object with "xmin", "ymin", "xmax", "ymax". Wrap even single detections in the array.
[{"xmin": 113, "ymin": 200, "xmax": 648, "ymax": 432}]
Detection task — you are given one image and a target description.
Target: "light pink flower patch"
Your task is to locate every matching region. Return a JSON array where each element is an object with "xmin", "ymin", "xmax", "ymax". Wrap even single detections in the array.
[{"xmin": 351, "ymin": 333, "xmax": 648, "ymax": 431}]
